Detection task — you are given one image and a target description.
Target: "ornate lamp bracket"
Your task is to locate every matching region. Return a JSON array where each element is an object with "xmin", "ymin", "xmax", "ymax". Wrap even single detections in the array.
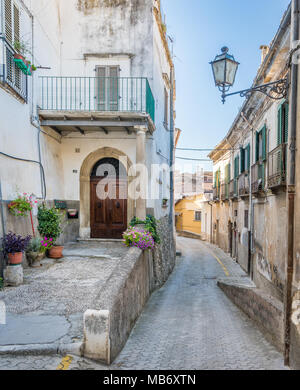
[{"xmin": 219, "ymin": 78, "xmax": 289, "ymax": 104}]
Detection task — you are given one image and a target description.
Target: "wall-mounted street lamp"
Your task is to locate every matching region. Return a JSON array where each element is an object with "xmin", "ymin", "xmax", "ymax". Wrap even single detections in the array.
[{"xmin": 210, "ymin": 47, "xmax": 288, "ymax": 104}]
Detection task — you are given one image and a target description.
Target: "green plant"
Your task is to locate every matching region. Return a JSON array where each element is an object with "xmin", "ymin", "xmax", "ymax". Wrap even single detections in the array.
[
  {"xmin": 123, "ymin": 227, "xmax": 155, "ymax": 250},
  {"xmin": 8, "ymin": 193, "xmax": 34, "ymax": 217},
  {"xmin": 0, "ymin": 277, "xmax": 3, "ymax": 289},
  {"xmin": 37, "ymin": 205, "xmax": 64, "ymax": 245},
  {"xmin": 130, "ymin": 215, "xmax": 160, "ymax": 244},
  {"xmin": 14, "ymin": 40, "xmax": 29, "ymax": 56},
  {"xmin": 26, "ymin": 237, "xmax": 43, "ymax": 253}
]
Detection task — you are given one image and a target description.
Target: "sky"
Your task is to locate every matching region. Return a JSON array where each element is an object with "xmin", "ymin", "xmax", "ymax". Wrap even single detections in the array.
[{"xmin": 161, "ymin": 0, "xmax": 291, "ymax": 172}]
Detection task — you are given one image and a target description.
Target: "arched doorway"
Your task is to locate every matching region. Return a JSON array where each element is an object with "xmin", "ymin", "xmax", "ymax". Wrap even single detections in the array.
[{"xmin": 90, "ymin": 158, "xmax": 128, "ymax": 239}]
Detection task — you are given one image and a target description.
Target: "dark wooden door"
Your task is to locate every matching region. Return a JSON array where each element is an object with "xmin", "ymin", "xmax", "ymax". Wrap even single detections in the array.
[{"xmin": 90, "ymin": 178, "xmax": 127, "ymax": 239}]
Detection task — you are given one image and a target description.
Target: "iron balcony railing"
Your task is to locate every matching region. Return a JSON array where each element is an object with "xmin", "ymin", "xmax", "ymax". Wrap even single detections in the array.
[
  {"xmin": 0, "ymin": 38, "xmax": 28, "ymax": 101},
  {"xmin": 229, "ymin": 179, "xmax": 238, "ymax": 199},
  {"xmin": 238, "ymin": 172, "xmax": 250, "ymax": 197},
  {"xmin": 39, "ymin": 76, "xmax": 155, "ymax": 122},
  {"xmin": 251, "ymin": 161, "xmax": 265, "ymax": 194},
  {"xmin": 268, "ymin": 143, "xmax": 287, "ymax": 189}
]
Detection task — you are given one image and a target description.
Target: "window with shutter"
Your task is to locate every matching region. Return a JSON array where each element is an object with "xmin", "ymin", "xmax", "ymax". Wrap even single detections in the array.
[
  {"xmin": 246, "ymin": 144, "xmax": 251, "ymax": 171},
  {"xmin": 164, "ymin": 88, "xmax": 168, "ymax": 126},
  {"xmin": 283, "ymin": 102, "xmax": 289, "ymax": 144},
  {"xmin": 96, "ymin": 66, "xmax": 119, "ymax": 111},
  {"xmin": 5, "ymin": 0, "xmax": 13, "ymax": 44},
  {"xmin": 13, "ymin": 4, "xmax": 20, "ymax": 44},
  {"xmin": 262, "ymin": 125, "xmax": 267, "ymax": 161},
  {"xmin": 277, "ymin": 104, "xmax": 283, "ymax": 146},
  {"xmin": 240, "ymin": 148, "xmax": 245, "ymax": 173}
]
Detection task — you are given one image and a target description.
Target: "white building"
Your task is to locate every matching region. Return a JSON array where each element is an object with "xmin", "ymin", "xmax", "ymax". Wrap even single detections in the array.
[{"xmin": 0, "ymin": 0, "xmax": 175, "ymax": 245}]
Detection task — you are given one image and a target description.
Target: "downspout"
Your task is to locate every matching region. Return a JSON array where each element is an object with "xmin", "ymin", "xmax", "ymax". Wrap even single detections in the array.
[
  {"xmin": 284, "ymin": 0, "xmax": 299, "ymax": 367},
  {"xmin": 241, "ymin": 111, "xmax": 255, "ymax": 279},
  {"xmin": 208, "ymin": 201, "xmax": 213, "ymax": 244},
  {"xmin": 169, "ymin": 64, "xmax": 175, "ymax": 231}
]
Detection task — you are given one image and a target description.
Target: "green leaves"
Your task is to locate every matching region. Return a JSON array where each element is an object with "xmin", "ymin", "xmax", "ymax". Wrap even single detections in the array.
[
  {"xmin": 130, "ymin": 215, "xmax": 161, "ymax": 244},
  {"xmin": 37, "ymin": 205, "xmax": 63, "ymax": 245}
]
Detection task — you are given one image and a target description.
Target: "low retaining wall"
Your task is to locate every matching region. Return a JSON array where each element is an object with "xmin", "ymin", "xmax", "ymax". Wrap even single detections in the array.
[
  {"xmin": 83, "ymin": 247, "xmax": 155, "ymax": 363},
  {"xmin": 218, "ymin": 280, "xmax": 284, "ymax": 353},
  {"xmin": 177, "ymin": 230, "xmax": 203, "ymax": 241}
]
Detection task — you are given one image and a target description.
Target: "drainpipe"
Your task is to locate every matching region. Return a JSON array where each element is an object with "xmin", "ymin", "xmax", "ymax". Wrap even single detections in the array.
[
  {"xmin": 284, "ymin": 0, "xmax": 299, "ymax": 367},
  {"xmin": 0, "ymin": 180, "xmax": 6, "ymax": 278},
  {"xmin": 169, "ymin": 64, "xmax": 175, "ymax": 231},
  {"xmin": 208, "ymin": 201, "xmax": 213, "ymax": 244},
  {"xmin": 241, "ymin": 111, "xmax": 255, "ymax": 279}
]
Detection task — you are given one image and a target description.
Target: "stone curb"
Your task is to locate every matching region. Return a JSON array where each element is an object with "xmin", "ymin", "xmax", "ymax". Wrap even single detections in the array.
[{"xmin": 0, "ymin": 342, "xmax": 83, "ymax": 357}]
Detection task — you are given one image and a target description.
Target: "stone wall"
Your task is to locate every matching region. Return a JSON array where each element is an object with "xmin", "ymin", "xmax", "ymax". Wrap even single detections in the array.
[
  {"xmin": 218, "ymin": 280, "xmax": 284, "ymax": 353},
  {"xmin": 152, "ymin": 216, "xmax": 176, "ymax": 289}
]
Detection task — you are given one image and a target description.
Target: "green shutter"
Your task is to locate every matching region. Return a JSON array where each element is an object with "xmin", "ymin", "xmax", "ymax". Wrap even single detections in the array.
[
  {"xmin": 262, "ymin": 125, "xmax": 267, "ymax": 161},
  {"xmin": 228, "ymin": 163, "xmax": 231, "ymax": 182},
  {"xmin": 246, "ymin": 144, "xmax": 250, "ymax": 171},
  {"xmin": 284, "ymin": 102, "xmax": 289, "ymax": 143},
  {"xmin": 277, "ymin": 105, "xmax": 283, "ymax": 146},
  {"xmin": 234, "ymin": 156, "xmax": 239, "ymax": 178},
  {"xmin": 240, "ymin": 148, "xmax": 245, "ymax": 173},
  {"xmin": 256, "ymin": 132, "xmax": 259, "ymax": 162}
]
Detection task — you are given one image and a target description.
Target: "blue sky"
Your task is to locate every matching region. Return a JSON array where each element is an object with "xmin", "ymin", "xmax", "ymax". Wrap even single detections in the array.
[{"xmin": 161, "ymin": 0, "xmax": 291, "ymax": 171}]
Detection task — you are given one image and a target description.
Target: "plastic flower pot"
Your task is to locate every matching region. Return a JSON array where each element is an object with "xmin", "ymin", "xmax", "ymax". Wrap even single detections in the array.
[
  {"xmin": 7, "ymin": 252, "xmax": 23, "ymax": 265},
  {"xmin": 48, "ymin": 246, "xmax": 64, "ymax": 259}
]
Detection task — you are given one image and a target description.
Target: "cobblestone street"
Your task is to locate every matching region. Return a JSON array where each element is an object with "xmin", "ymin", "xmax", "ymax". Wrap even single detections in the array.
[{"xmin": 0, "ymin": 237, "xmax": 288, "ymax": 370}]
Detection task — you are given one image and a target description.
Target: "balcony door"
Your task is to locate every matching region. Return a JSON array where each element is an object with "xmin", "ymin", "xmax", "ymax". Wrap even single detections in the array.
[{"xmin": 96, "ymin": 66, "xmax": 119, "ymax": 111}]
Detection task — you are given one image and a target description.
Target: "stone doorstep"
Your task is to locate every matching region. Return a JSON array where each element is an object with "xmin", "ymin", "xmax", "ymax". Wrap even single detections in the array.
[{"xmin": 77, "ymin": 239, "xmax": 123, "ymax": 243}]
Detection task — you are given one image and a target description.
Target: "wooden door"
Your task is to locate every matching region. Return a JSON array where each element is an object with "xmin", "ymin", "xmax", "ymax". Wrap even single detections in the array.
[{"xmin": 90, "ymin": 178, "xmax": 127, "ymax": 239}]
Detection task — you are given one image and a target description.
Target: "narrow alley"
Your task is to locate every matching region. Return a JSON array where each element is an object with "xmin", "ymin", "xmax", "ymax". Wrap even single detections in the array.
[{"xmin": 0, "ymin": 237, "xmax": 287, "ymax": 370}]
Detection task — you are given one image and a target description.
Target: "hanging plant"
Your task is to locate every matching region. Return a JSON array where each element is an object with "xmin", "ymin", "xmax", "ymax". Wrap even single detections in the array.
[{"xmin": 8, "ymin": 193, "xmax": 36, "ymax": 217}]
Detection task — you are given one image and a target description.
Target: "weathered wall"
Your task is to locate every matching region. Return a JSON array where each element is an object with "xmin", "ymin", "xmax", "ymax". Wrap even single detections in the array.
[{"xmin": 218, "ymin": 280, "xmax": 284, "ymax": 353}]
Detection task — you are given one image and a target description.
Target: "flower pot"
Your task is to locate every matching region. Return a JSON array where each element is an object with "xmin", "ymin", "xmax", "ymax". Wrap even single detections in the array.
[
  {"xmin": 48, "ymin": 246, "xmax": 64, "ymax": 259},
  {"xmin": 13, "ymin": 53, "xmax": 25, "ymax": 61},
  {"xmin": 7, "ymin": 252, "xmax": 23, "ymax": 265},
  {"xmin": 26, "ymin": 252, "xmax": 44, "ymax": 268}
]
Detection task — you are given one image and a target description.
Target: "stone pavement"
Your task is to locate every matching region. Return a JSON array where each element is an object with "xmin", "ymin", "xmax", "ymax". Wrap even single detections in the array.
[
  {"xmin": 0, "ymin": 237, "xmax": 288, "ymax": 370},
  {"xmin": 0, "ymin": 241, "xmax": 128, "ymax": 352}
]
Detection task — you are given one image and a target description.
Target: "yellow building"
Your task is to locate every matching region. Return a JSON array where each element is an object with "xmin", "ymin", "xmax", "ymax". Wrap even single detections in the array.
[{"xmin": 175, "ymin": 195, "xmax": 205, "ymax": 236}]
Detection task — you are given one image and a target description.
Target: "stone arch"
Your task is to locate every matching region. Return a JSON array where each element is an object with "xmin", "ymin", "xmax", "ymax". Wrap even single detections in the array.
[{"xmin": 79, "ymin": 147, "xmax": 134, "ymax": 238}]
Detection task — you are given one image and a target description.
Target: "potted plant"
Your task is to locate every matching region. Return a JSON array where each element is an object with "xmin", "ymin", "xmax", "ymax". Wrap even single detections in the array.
[
  {"xmin": 2, "ymin": 232, "xmax": 31, "ymax": 265},
  {"xmin": 37, "ymin": 205, "xmax": 64, "ymax": 259},
  {"xmin": 8, "ymin": 193, "xmax": 35, "ymax": 217},
  {"xmin": 13, "ymin": 40, "xmax": 37, "ymax": 75},
  {"xmin": 26, "ymin": 237, "xmax": 47, "ymax": 268}
]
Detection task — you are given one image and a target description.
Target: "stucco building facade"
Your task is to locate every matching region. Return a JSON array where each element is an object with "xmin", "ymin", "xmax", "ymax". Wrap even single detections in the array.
[{"xmin": 0, "ymin": 0, "xmax": 176, "ymax": 279}]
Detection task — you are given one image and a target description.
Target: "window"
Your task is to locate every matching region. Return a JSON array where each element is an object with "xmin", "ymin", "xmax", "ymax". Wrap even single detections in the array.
[
  {"xmin": 255, "ymin": 125, "xmax": 267, "ymax": 162},
  {"xmin": 96, "ymin": 66, "xmax": 119, "ymax": 111},
  {"xmin": 244, "ymin": 210, "xmax": 249, "ymax": 229},
  {"xmin": 240, "ymin": 144, "xmax": 251, "ymax": 173},
  {"xmin": 234, "ymin": 156, "xmax": 240, "ymax": 178},
  {"xmin": 277, "ymin": 102, "xmax": 289, "ymax": 145},
  {"xmin": 5, "ymin": 0, "xmax": 20, "ymax": 44},
  {"xmin": 164, "ymin": 87, "xmax": 169, "ymax": 127},
  {"xmin": 195, "ymin": 211, "xmax": 202, "ymax": 222}
]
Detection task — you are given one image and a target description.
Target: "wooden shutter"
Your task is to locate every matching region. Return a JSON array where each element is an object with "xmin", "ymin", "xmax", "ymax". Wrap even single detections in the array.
[
  {"xmin": 277, "ymin": 105, "xmax": 283, "ymax": 146},
  {"xmin": 96, "ymin": 67, "xmax": 106, "ymax": 111},
  {"xmin": 109, "ymin": 66, "xmax": 119, "ymax": 111},
  {"xmin": 240, "ymin": 147, "xmax": 245, "ymax": 173},
  {"xmin": 13, "ymin": 4, "xmax": 20, "ymax": 44},
  {"xmin": 262, "ymin": 125, "xmax": 267, "ymax": 161},
  {"xmin": 5, "ymin": 0, "xmax": 13, "ymax": 44},
  {"xmin": 246, "ymin": 144, "xmax": 251, "ymax": 171},
  {"xmin": 234, "ymin": 156, "xmax": 239, "ymax": 179},
  {"xmin": 255, "ymin": 132, "xmax": 259, "ymax": 162},
  {"xmin": 284, "ymin": 102, "xmax": 289, "ymax": 144}
]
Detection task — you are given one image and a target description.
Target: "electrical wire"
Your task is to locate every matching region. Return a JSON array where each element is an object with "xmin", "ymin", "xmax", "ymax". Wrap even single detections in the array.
[
  {"xmin": 176, "ymin": 156, "xmax": 212, "ymax": 162},
  {"xmin": 0, "ymin": 151, "xmax": 46, "ymax": 199}
]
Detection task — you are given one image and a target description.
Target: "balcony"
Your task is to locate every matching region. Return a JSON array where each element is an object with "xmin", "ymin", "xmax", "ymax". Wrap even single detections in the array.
[
  {"xmin": 0, "ymin": 38, "xmax": 28, "ymax": 101},
  {"xmin": 251, "ymin": 161, "xmax": 265, "ymax": 194},
  {"xmin": 268, "ymin": 143, "xmax": 287, "ymax": 190},
  {"xmin": 38, "ymin": 76, "xmax": 155, "ymax": 135},
  {"xmin": 221, "ymin": 182, "xmax": 229, "ymax": 201},
  {"xmin": 238, "ymin": 172, "xmax": 250, "ymax": 197},
  {"xmin": 229, "ymin": 179, "xmax": 238, "ymax": 199},
  {"xmin": 213, "ymin": 187, "xmax": 220, "ymax": 201}
]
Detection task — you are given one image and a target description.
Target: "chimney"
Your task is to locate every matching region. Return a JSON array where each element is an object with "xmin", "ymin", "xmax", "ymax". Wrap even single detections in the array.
[{"xmin": 260, "ymin": 45, "xmax": 270, "ymax": 64}]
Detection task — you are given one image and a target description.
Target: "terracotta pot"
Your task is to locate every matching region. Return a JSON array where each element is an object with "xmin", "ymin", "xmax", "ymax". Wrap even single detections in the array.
[
  {"xmin": 7, "ymin": 252, "xmax": 23, "ymax": 265},
  {"xmin": 13, "ymin": 53, "xmax": 25, "ymax": 61},
  {"xmin": 48, "ymin": 246, "xmax": 64, "ymax": 259}
]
